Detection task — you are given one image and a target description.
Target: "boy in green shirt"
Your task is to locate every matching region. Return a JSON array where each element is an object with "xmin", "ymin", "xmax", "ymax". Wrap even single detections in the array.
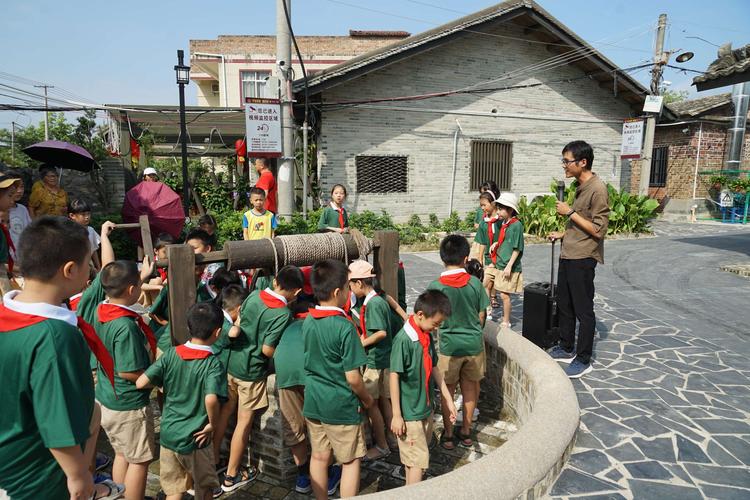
[
  {"xmin": 211, "ymin": 283, "xmax": 248, "ymax": 469},
  {"xmin": 427, "ymin": 235, "xmax": 488, "ymax": 450},
  {"xmin": 95, "ymin": 257, "xmax": 157, "ymax": 500},
  {"xmin": 137, "ymin": 302, "xmax": 228, "ymax": 500},
  {"xmin": 0, "ymin": 216, "xmax": 121, "ymax": 500},
  {"xmin": 390, "ymin": 290, "xmax": 457, "ymax": 484},
  {"xmin": 223, "ymin": 265, "xmax": 303, "ymax": 492},
  {"xmin": 304, "ymin": 259, "xmax": 373, "ymax": 500},
  {"xmin": 493, "ymin": 192, "xmax": 524, "ymax": 329},
  {"xmin": 348, "ymin": 259, "xmax": 393, "ymax": 460}
]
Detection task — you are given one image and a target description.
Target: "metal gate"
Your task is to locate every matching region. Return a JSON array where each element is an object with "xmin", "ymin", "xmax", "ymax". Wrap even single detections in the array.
[{"xmin": 470, "ymin": 140, "xmax": 512, "ymax": 190}]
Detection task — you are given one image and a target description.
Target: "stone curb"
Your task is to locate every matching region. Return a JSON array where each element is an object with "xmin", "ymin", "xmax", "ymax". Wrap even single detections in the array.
[{"xmin": 362, "ymin": 324, "xmax": 580, "ymax": 499}]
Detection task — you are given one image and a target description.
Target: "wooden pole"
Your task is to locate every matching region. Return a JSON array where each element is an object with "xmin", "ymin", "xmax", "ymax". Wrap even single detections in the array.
[
  {"xmin": 139, "ymin": 215, "xmax": 153, "ymax": 263},
  {"xmin": 373, "ymin": 230, "xmax": 399, "ymax": 300},
  {"xmin": 167, "ymin": 244, "xmax": 196, "ymax": 345}
]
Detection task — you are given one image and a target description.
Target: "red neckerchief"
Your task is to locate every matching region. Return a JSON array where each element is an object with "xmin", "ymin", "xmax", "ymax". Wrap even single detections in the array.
[
  {"xmin": 157, "ymin": 267, "xmax": 167, "ymax": 283},
  {"xmin": 331, "ymin": 203, "xmax": 346, "ymax": 230},
  {"xmin": 260, "ymin": 288, "xmax": 287, "ymax": 309},
  {"xmin": 175, "ymin": 343, "xmax": 212, "ymax": 360},
  {"xmin": 308, "ymin": 306, "xmax": 347, "ymax": 319},
  {"xmin": 406, "ymin": 315, "xmax": 433, "ymax": 405},
  {"xmin": 294, "ymin": 311, "xmax": 309, "ymax": 319},
  {"xmin": 439, "ymin": 269, "xmax": 471, "ymax": 288},
  {"xmin": 1, "ymin": 224, "xmax": 15, "ymax": 274},
  {"xmin": 485, "ymin": 215, "xmax": 501, "ymax": 264},
  {"xmin": 0, "ymin": 304, "xmax": 116, "ymax": 389},
  {"xmin": 97, "ymin": 303, "xmax": 157, "ymax": 358},
  {"xmin": 68, "ymin": 292, "xmax": 83, "ymax": 312},
  {"xmin": 495, "ymin": 217, "xmax": 519, "ymax": 263},
  {"xmin": 358, "ymin": 290, "xmax": 377, "ymax": 340}
]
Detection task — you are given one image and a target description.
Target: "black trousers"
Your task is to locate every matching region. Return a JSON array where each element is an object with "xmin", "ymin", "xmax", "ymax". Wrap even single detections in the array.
[{"xmin": 557, "ymin": 258, "xmax": 597, "ymax": 364}]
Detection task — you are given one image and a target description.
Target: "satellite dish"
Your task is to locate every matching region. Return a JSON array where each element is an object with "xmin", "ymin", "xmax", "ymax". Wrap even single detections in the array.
[{"xmin": 676, "ymin": 52, "xmax": 694, "ymax": 63}]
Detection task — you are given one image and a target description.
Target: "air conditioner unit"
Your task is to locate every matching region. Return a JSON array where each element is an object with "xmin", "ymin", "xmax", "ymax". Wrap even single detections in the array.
[{"xmin": 211, "ymin": 83, "xmax": 220, "ymax": 95}]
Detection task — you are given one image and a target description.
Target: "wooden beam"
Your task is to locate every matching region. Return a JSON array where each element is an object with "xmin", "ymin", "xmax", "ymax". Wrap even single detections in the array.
[
  {"xmin": 373, "ymin": 230, "xmax": 399, "ymax": 301},
  {"xmin": 167, "ymin": 244, "xmax": 196, "ymax": 345},
  {"xmin": 139, "ymin": 215, "xmax": 153, "ymax": 265}
]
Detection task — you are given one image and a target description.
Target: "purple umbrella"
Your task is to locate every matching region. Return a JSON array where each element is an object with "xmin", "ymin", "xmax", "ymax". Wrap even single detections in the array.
[{"xmin": 23, "ymin": 140, "xmax": 99, "ymax": 172}]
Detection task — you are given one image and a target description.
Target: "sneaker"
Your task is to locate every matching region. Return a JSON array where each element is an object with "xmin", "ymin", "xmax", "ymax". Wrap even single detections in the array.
[
  {"xmin": 221, "ymin": 465, "xmax": 258, "ymax": 493},
  {"xmin": 565, "ymin": 359, "xmax": 593, "ymax": 379},
  {"xmin": 212, "ymin": 486, "xmax": 225, "ymax": 498},
  {"xmin": 295, "ymin": 473, "xmax": 312, "ymax": 494},
  {"xmin": 95, "ymin": 452, "xmax": 112, "ymax": 471},
  {"xmin": 548, "ymin": 345, "xmax": 576, "ymax": 363},
  {"xmin": 93, "ymin": 472, "xmax": 112, "ymax": 484},
  {"xmin": 327, "ymin": 464, "xmax": 342, "ymax": 496}
]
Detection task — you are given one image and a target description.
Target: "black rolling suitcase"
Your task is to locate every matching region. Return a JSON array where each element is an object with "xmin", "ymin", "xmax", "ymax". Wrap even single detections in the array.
[{"xmin": 522, "ymin": 240, "xmax": 559, "ymax": 349}]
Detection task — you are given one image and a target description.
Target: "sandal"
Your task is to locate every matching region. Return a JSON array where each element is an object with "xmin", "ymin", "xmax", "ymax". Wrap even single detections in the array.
[
  {"xmin": 91, "ymin": 479, "xmax": 125, "ymax": 500},
  {"xmin": 363, "ymin": 445, "xmax": 390, "ymax": 462},
  {"xmin": 221, "ymin": 465, "xmax": 259, "ymax": 492},
  {"xmin": 458, "ymin": 431, "xmax": 474, "ymax": 448},
  {"xmin": 440, "ymin": 431, "xmax": 456, "ymax": 450}
]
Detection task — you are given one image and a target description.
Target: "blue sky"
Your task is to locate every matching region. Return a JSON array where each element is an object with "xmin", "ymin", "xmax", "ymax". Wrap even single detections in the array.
[{"xmin": 1, "ymin": 0, "xmax": 748, "ymax": 128}]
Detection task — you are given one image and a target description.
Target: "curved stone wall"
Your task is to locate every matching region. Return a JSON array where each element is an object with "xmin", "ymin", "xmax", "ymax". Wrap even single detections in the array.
[{"xmin": 365, "ymin": 324, "xmax": 580, "ymax": 499}]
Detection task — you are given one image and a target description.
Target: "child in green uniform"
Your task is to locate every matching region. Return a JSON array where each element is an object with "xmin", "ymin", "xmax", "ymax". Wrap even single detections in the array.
[
  {"xmin": 473, "ymin": 190, "xmax": 503, "ymax": 311},
  {"xmin": 390, "ymin": 290, "xmax": 457, "ymax": 484},
  {"xmin": 348, "ymin": 259, "xmax": 394, "ymax": 460},
  {"xmin": 493, "ymin": 192, "xmax": 524, "ymax": 329},
  {"xmin": 318, "ymin": 184, "xmax": 349, "ymax": 233},
  {"xmin": 304, "ymin": 259, "xmax": 373, "ymax": 500},
  {"xmin": 0, "ymin": 216, "xmax": 122, "ymax": 500},
  {"xmin": 473, "ymin": 180, "xmax": 499, "ymax": 229},
  {"xmin": 211, "ymin": 283, "xmax": 248, "ymax": 468},
  {"xmin": 427, "ymin": 235, "xmax": 489, "ymax": 450},
  {"xmin": 222, "ymin": 265, "xmax": 303, "ymax": 492},
  {"xmin": 275, "ymin": 300, "xmax": 320, "ymax": 494},
  {"xmin": 242, "ymin": 187, "xmax": 277, "ymax": 240},
  {"xmin": 0, "ymin": 174, "xmax": 21, "ymax": 297},
  {"xmin": 137, "ymin": 302, "xmax": 228, "ymax": 500}
]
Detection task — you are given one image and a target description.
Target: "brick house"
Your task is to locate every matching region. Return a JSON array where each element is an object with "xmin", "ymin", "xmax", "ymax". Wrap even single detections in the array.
[
  {"xmin": 628, "ymin": 93, "xmax": 750, "ymax": 216},
  {"xmin": 293, "ymin": 0, "xmax": 649, "ymax": 221},
  {"xmin": 190, "ymin": 31, "xmax": 410, "ymax": 107}
]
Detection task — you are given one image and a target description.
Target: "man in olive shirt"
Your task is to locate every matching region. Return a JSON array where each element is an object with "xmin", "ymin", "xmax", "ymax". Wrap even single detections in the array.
[{"xmin": 548, "ymin": 140, "xmax": 609, "ymax": 379}]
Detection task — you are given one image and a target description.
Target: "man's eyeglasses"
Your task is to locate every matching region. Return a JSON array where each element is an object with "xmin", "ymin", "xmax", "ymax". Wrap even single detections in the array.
[{"xmin": 561, "ymin": 158, "xmax": 579, "ymax": 165}]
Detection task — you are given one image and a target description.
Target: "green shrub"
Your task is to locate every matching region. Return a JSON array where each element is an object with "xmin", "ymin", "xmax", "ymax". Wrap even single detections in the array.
[
  {"xmin": 428, "ymin": 213, "xmax": 440, "ymax": 227},
  {"xmin": 89, "ymin": 213, "xmax": 138, "ymax": 260},
  {"xmin": 215, "ymin": 210, "xmax": 243, "ymax": 247},
  {"xmin": 441, "ymin": 211, "xmax": 463, "ymax": 233}
]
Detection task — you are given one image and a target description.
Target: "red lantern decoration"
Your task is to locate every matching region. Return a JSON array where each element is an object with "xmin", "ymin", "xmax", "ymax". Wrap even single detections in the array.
[
  {"xmin": 131, "ymin": 138, "xmax": 140, "ymax": 160},
  {"xmin": 235, "ymin": 138, "xmax": 247, "ymax": 157}
]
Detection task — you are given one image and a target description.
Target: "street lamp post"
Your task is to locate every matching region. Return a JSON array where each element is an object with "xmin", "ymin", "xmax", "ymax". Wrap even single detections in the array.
[{"xmin": 175, "ymin": 49, "xmax": 191, "ymax": 217}]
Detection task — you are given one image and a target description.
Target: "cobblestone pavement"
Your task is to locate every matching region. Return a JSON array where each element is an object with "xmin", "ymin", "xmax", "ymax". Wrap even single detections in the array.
[{"xmin": 399, "ymin": 220, "xmax": 750, "ymax": 499}]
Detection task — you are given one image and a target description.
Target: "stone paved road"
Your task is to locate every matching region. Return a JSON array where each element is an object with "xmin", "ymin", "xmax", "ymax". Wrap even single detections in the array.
[{"xmin": 400, "ymin": 220, "xmax": 750, "ymax": 500}]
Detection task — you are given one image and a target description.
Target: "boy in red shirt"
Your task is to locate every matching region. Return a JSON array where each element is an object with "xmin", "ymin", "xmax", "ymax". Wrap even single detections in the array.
[{"xmin": 254, "ymin": 157, "xmax": 277, "ymax": 213}]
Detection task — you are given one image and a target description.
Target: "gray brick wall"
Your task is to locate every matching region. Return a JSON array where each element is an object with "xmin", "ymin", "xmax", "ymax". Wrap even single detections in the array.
[{"xmin": 317, "ymin": 23, "xmax": 637, "ymax": 222}]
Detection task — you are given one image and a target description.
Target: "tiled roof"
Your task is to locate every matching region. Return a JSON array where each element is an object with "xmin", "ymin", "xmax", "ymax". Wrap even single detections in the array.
[
  {"xmin": 666, "ymin": 92, "xmax": 731, "ymax": 117},
  {"xmin": 693, "ymin": 43, "xmax": 750, "ymax": 91}
]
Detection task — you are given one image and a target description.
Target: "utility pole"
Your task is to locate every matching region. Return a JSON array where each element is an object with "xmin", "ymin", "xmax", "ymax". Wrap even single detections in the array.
[
  {"xmin": 638, "ymin": 14, "xmax": 667, "ymax": 196},
  {"xmin": 276, "ymin": 0, "xmax": 295, "ymax": 218},
  {"xmin": 34, "ymin": 84, "xmax": 53, "ymax": 140}
]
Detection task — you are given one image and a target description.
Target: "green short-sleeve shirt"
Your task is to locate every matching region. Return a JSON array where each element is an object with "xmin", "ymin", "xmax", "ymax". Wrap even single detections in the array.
[
  {"xmin": 474, "ymin": 207, "xmax": 484, "ymax": 225},
  {"xmin": 390, "ymin": 327, "xmax": 438, "ymax": 421},
  {"xmin": 496, "ymin": 221, "xmax": 524, "ymax": 272},
  {"xmin": 473, "ymin": 218, "xmax": 501, "ymax": 266},
  {"xmin": 95, "ymin": 317, "xmax": 152, "ymax": 411},
  {"xmin": 253, "ymin": 274, "xmax": 273, "ymax": 293},
  {"xmin": 76, "ymin": 273, "xmax": 106, "ymax": 369},
  {"xmin": 317, "ymin": 206, "xmax": 349, "ymax": 230},
  {"xmin": 212, "ymin": 316, "xmax": 233, "ymax": 384},
  {"xmin": 144, "ymin": 347, "xmax": 226, "ymax": 454},
  {"xmin": 227, "ymin": 291, "xmax": 291, "ymax": 381},
  {"xmin": 0, "ymin": 319, "xmax": 95, "ymax": 500},
  {"xmin": 427, "ymin": 276, "xmax": 488, "ymax": 356},
  {"xmin": 302, "ymin": 313, "xmax": 367, "ymax": 424},
  {"xmin": 274, "ymin": 318, "xmax": 306, "ymax": 389},
  {"xmin": 361, "ymin": 294, "xmax": 392, "ymax": 369}
]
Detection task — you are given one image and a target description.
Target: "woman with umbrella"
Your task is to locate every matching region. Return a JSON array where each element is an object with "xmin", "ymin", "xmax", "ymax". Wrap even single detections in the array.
[{"xmin": 28, "ymin": 165, "xmax": 68, "ymax": 218}]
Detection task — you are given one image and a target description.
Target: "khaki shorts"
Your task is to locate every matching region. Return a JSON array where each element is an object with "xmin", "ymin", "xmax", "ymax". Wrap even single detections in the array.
[
  {"xmin": 483, "ymin": 266, "xmax": 503, "ymax": 290},
  {"xmin": 228, "ymin": 375, "xmax": 268, "ymax": 411},
  {"xmin": 495, "ymin": 271, "xmax": 523, "ymax": 294},
  {"xmin": 279, "ymin": 386, "xmax": 306, "ymax": 447},
  {"xmin": 363, "ymin": 367, "xmax": 390, "ymax": 400},
  {"xmin": 306, "ymin": 418, "xmax": 367, "ymax": 464},
  {"xmin": 159, "ymin": 445, "xmax": 219, "ymax": 497},
  {"xmin": 438, "ymin": 351, "xmax": 486, "ymax": 385},
  {"xmin": 397, "ymin": 415, "xmax": 434, "ymax": 469},
  {"xmin": 100, "ymin": 405, "xmax": 156, "ymax": 463}
]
